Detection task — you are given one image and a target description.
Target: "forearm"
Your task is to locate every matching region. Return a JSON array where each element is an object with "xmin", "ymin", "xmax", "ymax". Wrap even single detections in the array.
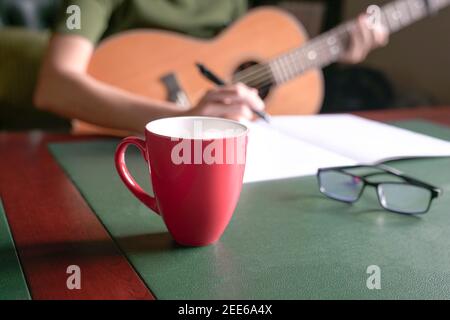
[{"xmin": 35, "ymin": 70, "xmax": 181, "ymax": 133}]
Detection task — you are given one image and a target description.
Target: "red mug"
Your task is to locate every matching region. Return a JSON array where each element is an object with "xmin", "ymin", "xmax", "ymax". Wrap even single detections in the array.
[{"xmin": 115, "ymin": 117, "xmax": 248, "ymax": 246}]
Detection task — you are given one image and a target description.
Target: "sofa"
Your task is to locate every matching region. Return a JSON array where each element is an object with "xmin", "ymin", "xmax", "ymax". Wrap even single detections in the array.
[{"xmin": 0, "ymin": 0, "xmax": 70, "ymax": 131}]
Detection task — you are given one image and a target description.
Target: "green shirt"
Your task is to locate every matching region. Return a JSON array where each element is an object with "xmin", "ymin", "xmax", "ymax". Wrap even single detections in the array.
[{"xmin": 54, "ymin": 0, "xmax": 251, "ymax": 43}]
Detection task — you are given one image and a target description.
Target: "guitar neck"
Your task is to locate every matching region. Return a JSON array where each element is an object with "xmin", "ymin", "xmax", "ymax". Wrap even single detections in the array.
[{"xmin": 262, "ymin": 0, "xmax": 450, "ymax": 85}]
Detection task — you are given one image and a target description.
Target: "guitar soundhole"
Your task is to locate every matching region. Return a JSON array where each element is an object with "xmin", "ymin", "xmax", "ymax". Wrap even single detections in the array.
[{"xmin": 233, "ymin": 61, "xmax": 274, "ymax": 100}]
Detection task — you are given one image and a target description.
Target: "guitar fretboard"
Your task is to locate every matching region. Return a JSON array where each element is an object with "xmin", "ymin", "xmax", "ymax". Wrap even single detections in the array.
[{"xmin": 234, "ymin": 0, "xmax": 450, "ymax": 89}]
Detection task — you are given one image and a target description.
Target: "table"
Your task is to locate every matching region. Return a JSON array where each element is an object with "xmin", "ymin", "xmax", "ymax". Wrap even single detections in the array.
[{"xmin": 1, "ymin": 106, "xmax": 449, "ymax": 300}]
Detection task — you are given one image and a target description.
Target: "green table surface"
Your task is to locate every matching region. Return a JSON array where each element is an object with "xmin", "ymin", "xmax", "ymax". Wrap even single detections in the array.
[
  {"xmin": 49, "ymin": 120, "xmax": 450, "ymax": 299},
  {"xmin": 0, "ymin": 199, "xmax": 30, "ymax": 300}
]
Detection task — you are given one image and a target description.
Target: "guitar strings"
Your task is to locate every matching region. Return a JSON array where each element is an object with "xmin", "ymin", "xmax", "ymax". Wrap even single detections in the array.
[
  {"xmin": 231, "ymin": 41, "xmax": 338, "ymax": 90},
  {"xmin": 232, "ymin": 24, "xmax": 353, "ymax": 90},
  {"xmin": 246, "ymin": 21, "xmax": 355, "ymax": 85}
]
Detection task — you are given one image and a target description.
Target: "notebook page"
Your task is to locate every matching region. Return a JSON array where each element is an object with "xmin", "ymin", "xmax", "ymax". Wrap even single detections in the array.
[
  {"xmin": 243, "ymin": 121, "xmax": 356, "ymax": 183},
  {"xmin": 267, "ymin": 115, "xmax": 450, "ymax": 164}
]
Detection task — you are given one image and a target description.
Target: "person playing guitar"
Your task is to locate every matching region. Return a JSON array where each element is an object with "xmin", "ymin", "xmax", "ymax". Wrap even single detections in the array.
[{"xmin": 34, "ymin": 0, "xmax": 389, "ymax": 134}]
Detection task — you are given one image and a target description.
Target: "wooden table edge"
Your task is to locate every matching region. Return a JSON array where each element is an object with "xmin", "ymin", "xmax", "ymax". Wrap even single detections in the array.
[{"xmin": 0, "ymin": 132, "xmax": 155, "ymax": 300}]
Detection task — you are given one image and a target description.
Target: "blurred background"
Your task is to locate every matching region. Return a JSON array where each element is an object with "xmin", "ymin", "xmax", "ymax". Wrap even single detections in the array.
[{"xmin": 0, "ymin": 0, "xmax": 449, "ymax": 131}]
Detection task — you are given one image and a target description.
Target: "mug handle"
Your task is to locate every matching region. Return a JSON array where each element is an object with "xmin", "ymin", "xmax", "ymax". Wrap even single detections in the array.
[{"xmin": 114, "ymin": 137, "xmax": 160, "ymax": 214}]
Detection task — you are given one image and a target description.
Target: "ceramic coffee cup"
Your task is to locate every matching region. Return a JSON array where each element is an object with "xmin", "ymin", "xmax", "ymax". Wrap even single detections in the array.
[{"xmin": 115, "ymin": 117, "xmax": 248, "ymax": 246}]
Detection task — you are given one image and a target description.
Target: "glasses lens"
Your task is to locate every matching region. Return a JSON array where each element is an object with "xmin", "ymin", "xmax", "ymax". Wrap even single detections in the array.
[
  {"xmin": 319, "ymin": 170, "xmax": 364, "ymax": 202},
  {"xmin": 377, "ymin": 183, "xmax": 432, "ymax": 214}
]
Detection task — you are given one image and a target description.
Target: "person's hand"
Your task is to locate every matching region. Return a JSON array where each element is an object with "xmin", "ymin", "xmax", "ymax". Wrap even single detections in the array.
[
  {"xmin": 340, "ymin": 14, "xmax": 389, "ymax": 64},
  {"xmin": 186, "ymin": 83, "xmax": 265, "ymax": 122}
]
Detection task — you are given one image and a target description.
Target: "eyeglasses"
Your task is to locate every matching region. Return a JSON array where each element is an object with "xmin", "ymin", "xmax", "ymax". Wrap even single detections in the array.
[{"xmin": 317, "ymin": 165, "xmax": 442, "ymax": 215}]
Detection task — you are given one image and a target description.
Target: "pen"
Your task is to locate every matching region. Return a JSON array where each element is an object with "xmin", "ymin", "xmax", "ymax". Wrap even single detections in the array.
[{"xmin": 196, "ymin": 63, "xmax": 271, "ymax": 123}]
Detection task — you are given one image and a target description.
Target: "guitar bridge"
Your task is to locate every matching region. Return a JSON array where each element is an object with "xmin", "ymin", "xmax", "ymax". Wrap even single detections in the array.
[{"xmin": 160, "ymin": 73, "xmax": 191, "ymax": 109}]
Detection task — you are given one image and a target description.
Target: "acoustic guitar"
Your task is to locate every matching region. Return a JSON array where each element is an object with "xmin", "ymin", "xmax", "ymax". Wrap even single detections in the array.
[{"xmin": 77, "ymin": 0, "xmax": 449, "ymax": 134}]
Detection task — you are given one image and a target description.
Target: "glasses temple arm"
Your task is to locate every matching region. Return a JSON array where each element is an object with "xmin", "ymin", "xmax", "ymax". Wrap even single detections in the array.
[{"xmin": 378, "ymin": 165, "xmax": 442, "ymax": 196}]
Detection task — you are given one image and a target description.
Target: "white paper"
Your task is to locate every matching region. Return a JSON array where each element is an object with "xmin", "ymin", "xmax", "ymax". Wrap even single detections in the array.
[
  {"xmin": 269, "ymin": 115, "xmax": 450, "ymax": 163},
  {"xmin": 243, "ymin": 115, "xmax": 450, "ymax": 183},
  {"xmin": 243, "ymin": 120, "xmax": 356, "ymax": 183}
]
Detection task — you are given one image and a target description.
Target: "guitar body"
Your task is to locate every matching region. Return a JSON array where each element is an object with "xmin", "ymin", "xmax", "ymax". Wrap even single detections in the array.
[
  {"xmin": 76, "ymin": 8, "xmax": 323, "ymax": 134},
  {"xmin": 87, "ymin": 7, "xmax": 324, "ymax": 118}
]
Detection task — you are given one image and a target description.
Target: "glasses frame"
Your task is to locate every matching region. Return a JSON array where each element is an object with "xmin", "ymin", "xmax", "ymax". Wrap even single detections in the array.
[{"xmin": 317, "ymin": 164, "xmax": 442, "ymax": 215}]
